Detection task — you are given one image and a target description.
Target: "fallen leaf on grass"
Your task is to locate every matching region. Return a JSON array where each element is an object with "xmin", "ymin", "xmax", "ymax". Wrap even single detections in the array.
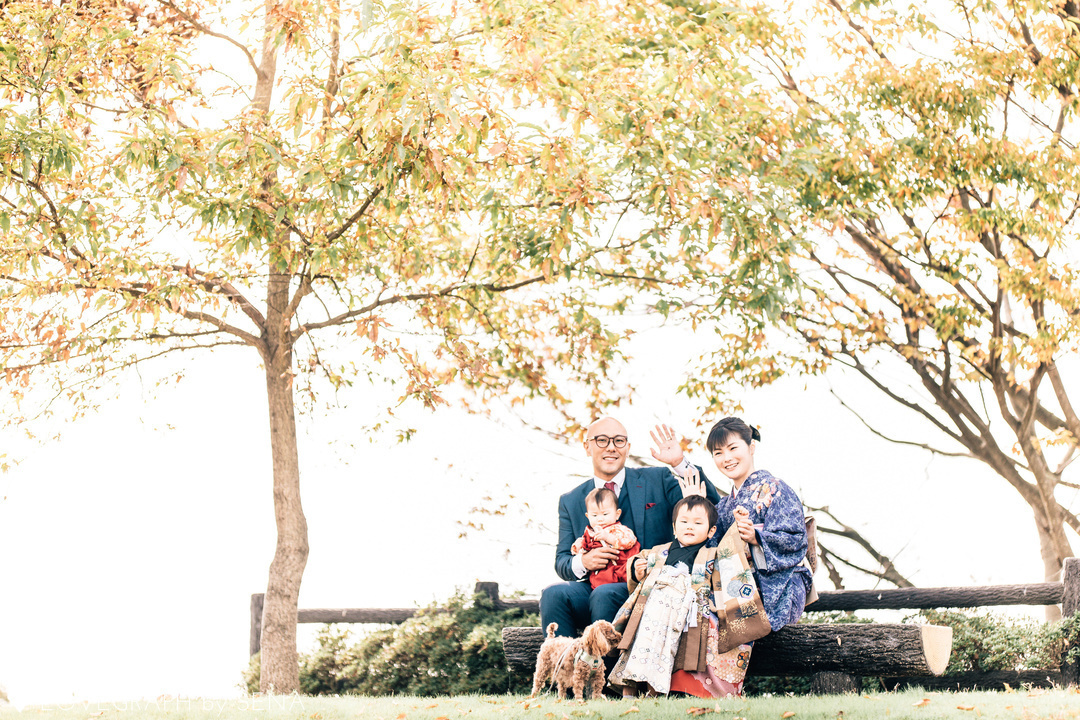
[
  {"xmin": 620, "ymin": 709, "xmax": 639, "ymax": 716},
  {"xmin": 396, "ymin": 714, "xmax": 406, "ymax": 720},
  {"xmin": 957, "ymin": 706, "xmax": 974, "ymax": 711},
  {"xmin": 426, "ymin": 705, "xmax": 439, "ymax": 709},
  {"xmin": 913, "ymin": 698, "xmax": 931, "ymax": 707},
  {"xmin": 686, "ymin": 708, "xmax": 712, "ymax": 716},
  {"xmin": 782, "ymin": 713, "xmax": 796, "ymax": 718},
  {"xmin": 435, "ymin": 717, "xmax": 449, "ymax": 720}
]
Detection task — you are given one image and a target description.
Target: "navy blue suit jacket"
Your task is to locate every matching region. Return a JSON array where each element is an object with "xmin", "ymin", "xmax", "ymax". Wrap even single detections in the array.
[{"xmin": 554, "ymin": 465, "xmax": 721, "ymax": 582}]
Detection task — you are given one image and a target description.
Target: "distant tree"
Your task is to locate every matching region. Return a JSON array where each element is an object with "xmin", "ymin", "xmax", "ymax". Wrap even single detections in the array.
[
  {"xmin": 665, "ymin": 0, "xmax": 1080, "ymax": 611},
  {"xmin": 0, "ymin": 0, "xmax": 794, "ymax": 691}
]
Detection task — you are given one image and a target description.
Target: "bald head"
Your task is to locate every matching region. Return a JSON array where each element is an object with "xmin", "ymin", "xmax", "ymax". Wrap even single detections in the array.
[
  {"xmin": 583, "ymin": 416, "xmax": 630, "ymax": 481},
  {"xmin": 586, "ymin": 416, "xmax": 627, "ymax": 438}
]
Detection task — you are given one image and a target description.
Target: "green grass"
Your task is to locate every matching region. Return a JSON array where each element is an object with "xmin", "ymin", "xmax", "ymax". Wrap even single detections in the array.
[{"xmin": 2, "ymin": 689, "xmax": 1078, "ymax": 720}]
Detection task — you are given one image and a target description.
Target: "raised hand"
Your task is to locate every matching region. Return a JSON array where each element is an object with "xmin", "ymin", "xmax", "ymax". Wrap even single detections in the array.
[
  {"xmin": 677, "ymin": 465, "xmax": 707, "ymax": 498},
  {"xmin": 649, "ymin": 423, "xmax": 686, "ymax": 467}
]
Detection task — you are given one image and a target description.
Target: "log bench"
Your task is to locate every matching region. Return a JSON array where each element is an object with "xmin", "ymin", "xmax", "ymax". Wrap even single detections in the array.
[{"xmin": 502, "ymin": 557, "xmax": 1080, "ymax": 694}]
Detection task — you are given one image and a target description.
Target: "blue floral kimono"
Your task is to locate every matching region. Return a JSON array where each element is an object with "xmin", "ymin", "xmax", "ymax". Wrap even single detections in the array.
[{"xmin": 708, "ymin": 469, "xmax": 812, "ymax": 631}]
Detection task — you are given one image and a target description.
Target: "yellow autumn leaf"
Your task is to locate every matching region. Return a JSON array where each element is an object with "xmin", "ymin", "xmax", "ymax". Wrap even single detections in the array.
[
  {"xmin": 782, "ymin": 713, "xmax": 796, "ymax": 718},
  {"xmin": 957, "ymin": 706, "xmax": 974, "ymax": 711},
  {"xmin": 913, "ymin": 698, "xmax": 931, "ymax": 707}
]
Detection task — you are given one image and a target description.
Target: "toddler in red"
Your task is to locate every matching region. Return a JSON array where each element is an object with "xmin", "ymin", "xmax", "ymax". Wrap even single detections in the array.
[{"xmin": 571, "ymin": 487, "xmax": 641, "ymax": 589}]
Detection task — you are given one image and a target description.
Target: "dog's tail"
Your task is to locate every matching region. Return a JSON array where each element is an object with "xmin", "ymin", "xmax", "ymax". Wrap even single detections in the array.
[{"xmin": 545, "ymin": 622, "xmax": 558, "ymax": 638}]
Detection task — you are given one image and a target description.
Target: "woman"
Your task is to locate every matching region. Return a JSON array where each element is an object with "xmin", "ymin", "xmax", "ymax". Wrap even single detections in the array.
[{"xmin": 670, "ymin": 416, "xmax": 813, "ymax": 698}]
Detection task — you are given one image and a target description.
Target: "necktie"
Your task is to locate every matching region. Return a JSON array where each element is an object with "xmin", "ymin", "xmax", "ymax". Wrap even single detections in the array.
[{"xmin": 605, "ymin": 481, "xmax": 616, "ymax": 493}]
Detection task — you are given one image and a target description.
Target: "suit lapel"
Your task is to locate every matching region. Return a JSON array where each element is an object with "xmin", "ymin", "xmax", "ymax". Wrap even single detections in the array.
[
  {"xmin": 575, "ymin": 479, "xmax": 599, "ymax": 539},
  {"xmin": 625, "ymin": 468, "xmax": 647, "ymax": 541}
]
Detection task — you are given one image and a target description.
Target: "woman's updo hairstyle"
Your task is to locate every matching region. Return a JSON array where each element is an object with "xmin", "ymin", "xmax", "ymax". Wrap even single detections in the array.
[{"xmin": 706, "ymin": 416, "xmax": 761, "ymax": 452}]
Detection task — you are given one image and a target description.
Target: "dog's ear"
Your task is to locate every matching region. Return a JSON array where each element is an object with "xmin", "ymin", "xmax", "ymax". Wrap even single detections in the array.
[{"xmin": 585, "ymin": 622, "xmax": 611, "ymax": 657}]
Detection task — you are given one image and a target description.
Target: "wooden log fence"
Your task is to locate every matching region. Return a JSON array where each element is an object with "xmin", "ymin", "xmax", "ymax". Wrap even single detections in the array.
[
  {"xmin": 249, "ymin": 558, "xmax": 1079, "ymax": 692},
  {"xmin": 249, "ymin": 581, "xmax": 540, "ymax": 656}
]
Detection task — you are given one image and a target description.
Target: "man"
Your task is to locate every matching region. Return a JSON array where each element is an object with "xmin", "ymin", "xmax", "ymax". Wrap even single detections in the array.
[{"xmin": 539, "ymin": 417, "xmax": 720, "ymax": 637}]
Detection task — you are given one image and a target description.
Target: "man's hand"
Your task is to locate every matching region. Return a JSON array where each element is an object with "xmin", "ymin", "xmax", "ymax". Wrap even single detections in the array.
[
  {"xmin": 677, "ymin": 465, "xmax": 707, "ymax": 498},
  {"xmin": 734, "ymin": 506, "xmax": 757, "ymax": 545},
  {"xmin": 649, "ymin": 424, "xmax": 686, "ymax": 466},
  {"xmin": 582, "ymin": 545, "xmax": 619, "ymax": 571}
]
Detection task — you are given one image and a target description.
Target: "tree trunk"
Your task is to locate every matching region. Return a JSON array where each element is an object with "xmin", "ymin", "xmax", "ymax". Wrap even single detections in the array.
[
  {"xmin": 259, "ymin": 270, "xmax": 308, "ymax": 693},
  {"xmin": 1034, "ymin": 508, "xmax": 1066, "ymax": 622}
]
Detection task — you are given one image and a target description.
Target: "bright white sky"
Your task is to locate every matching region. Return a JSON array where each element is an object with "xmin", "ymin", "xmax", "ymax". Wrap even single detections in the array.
[{"xmin": 0, "ymin": 322, "xmax": 1064, "ymax": 708}]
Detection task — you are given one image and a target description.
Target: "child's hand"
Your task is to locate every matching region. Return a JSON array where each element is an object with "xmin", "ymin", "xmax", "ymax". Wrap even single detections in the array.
[
  {"xmin": 678, "ymin": 465, "xmax": 706, "ymax": 498},
  {"xmin": 633, "ymin": 558, "xmax": 647, "ymax": 582},
  {"xmin": 733, "ymin": 506, "xmax": 757, "ymax": 545},
  {"xmin": 571, "ymin": 538, "xmax": 583, "ymax": 555}
]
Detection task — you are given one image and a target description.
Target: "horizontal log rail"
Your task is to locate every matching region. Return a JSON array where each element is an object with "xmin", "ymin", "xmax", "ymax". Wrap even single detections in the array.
[
  {"xmin": 249, "ymin": 582, "xmax": 537, "ymax": 656},
  {"xmin": 810, "ymin": 582, "xmax": 1064, "ymax": 611}
]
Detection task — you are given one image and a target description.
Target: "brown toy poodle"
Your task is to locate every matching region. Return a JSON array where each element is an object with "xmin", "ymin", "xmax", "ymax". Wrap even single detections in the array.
[{"xmin": 529, "ymin": 620, "xmax": 622, "ymax": 700}]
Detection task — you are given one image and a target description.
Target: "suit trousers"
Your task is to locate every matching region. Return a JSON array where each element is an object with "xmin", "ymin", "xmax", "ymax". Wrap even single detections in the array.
[{"xmin": 539, "ymin": 580, "xmax": 629, "ymax": 637}]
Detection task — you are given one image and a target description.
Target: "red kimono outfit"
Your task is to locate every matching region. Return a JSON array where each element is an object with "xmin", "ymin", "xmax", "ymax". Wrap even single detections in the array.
[{"xmin": 571, "ymin": 522, "xmax": 641, "ymax": 589}]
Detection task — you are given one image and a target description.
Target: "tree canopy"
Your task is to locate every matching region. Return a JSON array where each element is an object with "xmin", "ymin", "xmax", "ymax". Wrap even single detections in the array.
[
  {"xmin": 666, "ymin": 0, "xmax": 1080, "ymax": 606},
  {"xmin": 0, "ymin": 0, "xmax": 791, "ymax": 691}
]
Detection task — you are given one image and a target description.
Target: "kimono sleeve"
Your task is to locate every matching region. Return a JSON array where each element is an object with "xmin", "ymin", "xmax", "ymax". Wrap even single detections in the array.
[
  {"xmin": 624, "ymin": 548, "xmax": 649, "ymax": 594},
  {"xmin": 600, "ymin": 523, "xmax": 638, "ymax": 550},
  {"xmin": 751, "ymin": 480, "xmax": 808, "ymax": 574}
]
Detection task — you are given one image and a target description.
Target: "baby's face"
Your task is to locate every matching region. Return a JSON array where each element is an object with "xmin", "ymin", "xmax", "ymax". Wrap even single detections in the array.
[
  {"xmin": 586, "ymin": 499, "xmax": 620, "ymax": 530},
  {"xmin": 674, "ymin": 505, "xmax": 716, "ymax": 546}
]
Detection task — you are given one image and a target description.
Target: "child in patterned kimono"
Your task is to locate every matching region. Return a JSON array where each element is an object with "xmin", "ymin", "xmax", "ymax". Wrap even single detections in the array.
[
  {"xmin": 571, "ymin": 487, "xmax": 641, "ymax": 589},
  {"xmin": 607, "ymin": 495, "xmax": 771, "ymax": 697}
]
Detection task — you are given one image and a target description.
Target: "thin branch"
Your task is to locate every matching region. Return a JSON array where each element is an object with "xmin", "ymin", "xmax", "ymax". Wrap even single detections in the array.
[
  {"xmin": 293, "ymin": 274, "xmax": 546, "ymax": 339},
  {"xmin": 815, "ymin": 542, "xmax": 847, "ymax": 590},
  {"xmin": 325, "ymin": 185, "xmax": 384, "ymax": 242},
  {"xmin": 157, "ymin": 0, "xmax": 262, "ymax": 79},
  {"xmin": 828, "ymin": 387, "xmax": 976, "ymax": 458}
]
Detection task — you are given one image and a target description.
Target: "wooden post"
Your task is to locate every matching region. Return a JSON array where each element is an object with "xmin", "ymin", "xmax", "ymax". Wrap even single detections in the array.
[
  {"xmin": 250, "ymin": 593, "xmax": 265, "ymax": 657},
  {"xmin": 474, "ymin": 581, "xmax": 501, "ymax": 608},
  {"xmin": 811, "ymin": 671, "xmax": 860, "ymax": 694},
  {"xmin": 1061, "ymin": 557, "xmax": 1080, "ymax": 687}
]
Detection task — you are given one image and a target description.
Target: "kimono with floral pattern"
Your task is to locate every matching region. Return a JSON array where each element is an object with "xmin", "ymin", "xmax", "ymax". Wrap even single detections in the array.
[
  {"xmin": 607, "ymin": 532, "xmax": 770, "ymax": 695},
  {"xmin": 709, "ymin": 469, "xmax": 812, "ymax": 631}
]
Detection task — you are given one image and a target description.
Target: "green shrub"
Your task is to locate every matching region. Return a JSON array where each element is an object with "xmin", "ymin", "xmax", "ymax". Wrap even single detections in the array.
[
  {"xmin": 242, "ymin": 589, "xmax": 538, "ymax": 696},
  {"xmin": 911, "ymin": 609, "xmax": 1080, "ymax": 675}
]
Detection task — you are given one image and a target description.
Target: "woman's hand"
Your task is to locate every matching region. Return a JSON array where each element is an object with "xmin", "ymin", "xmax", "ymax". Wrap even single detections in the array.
[
  {"xmin": 649, "ymin": 424, "xmax": 686, "ymax": 466},
  {"xmin": 677, "ymin": 465, "xmax": 707, "ymax": 498},
  {"xmin": 733, "ymin": 506, "xmax": 757, "ymax": 545}
]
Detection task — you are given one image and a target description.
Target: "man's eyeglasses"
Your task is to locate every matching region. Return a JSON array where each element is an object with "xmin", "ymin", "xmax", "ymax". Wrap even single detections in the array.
[{"xmin": 588, "ymin": 434, "xmax": 628, "ymax": 449}]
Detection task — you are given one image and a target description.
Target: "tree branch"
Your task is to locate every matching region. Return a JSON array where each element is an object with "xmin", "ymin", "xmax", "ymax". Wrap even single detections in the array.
[{"xmin": 157, "ymin": 0, "xmax": 262, "ymax": 79}]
